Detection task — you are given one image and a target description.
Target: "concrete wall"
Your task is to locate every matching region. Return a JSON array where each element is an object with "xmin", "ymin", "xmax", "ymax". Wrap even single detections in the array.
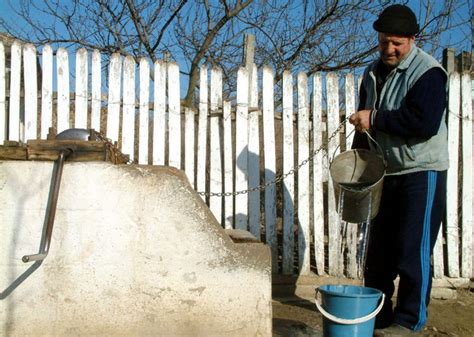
[{"xmin": 0, "ymin": 161, "xmax": 272, "ymax": 336}]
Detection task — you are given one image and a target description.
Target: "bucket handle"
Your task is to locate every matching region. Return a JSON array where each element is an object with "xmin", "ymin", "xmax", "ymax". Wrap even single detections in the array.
[
  {"xmin": 364, "ymin": 131, "xmax": 386, "ymax": 166},
  {"xmin": 314, "ymin": 288, "xmax": 385, "ymax": 325}
]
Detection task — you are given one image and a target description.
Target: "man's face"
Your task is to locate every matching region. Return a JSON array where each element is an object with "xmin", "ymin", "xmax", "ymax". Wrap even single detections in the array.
[{"xmin": 378, "ymin": 33, "xmax": 415, "ymax": 68}]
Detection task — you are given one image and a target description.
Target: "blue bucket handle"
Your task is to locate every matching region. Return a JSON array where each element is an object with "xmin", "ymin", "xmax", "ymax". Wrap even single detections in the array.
[{"xmin": 314, "ymin": 288, "xmax": 385, "ymax": 325}]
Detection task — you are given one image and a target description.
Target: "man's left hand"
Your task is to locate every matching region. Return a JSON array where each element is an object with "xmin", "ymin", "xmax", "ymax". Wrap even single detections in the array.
[{"xmin": 349, "ymin": 109, "xmax": 371, "ymax": 132}]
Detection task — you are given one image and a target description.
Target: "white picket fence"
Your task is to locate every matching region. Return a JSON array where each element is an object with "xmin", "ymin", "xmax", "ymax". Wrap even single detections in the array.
[{"xmin": 1, "ymin": 41, "xmax": 472, "ymax": 279}]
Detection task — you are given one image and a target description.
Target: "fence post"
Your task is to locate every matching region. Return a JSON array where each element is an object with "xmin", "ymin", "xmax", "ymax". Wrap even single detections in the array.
[
  {"xmin": 167, "ymin": 62, "xmax": 181, "ymax": 169},
  {"xmin": 153, "ymin": 60, "xmax": 166, "ymax": 166},
  {"xmin": 210, "ymin": 67, "xmax": 223, "ymax": 224},
  {"xmin": 9, "ymin": 41, "xmax": 21, "ymax": 141},
  {"xmin": 107, "ymin": 53, "xmax": 122, "ymax": 141},
  {"xmin": 197, "ymin": 65, "xmax": 208, "ymax": 199},
  {"xmin": 91, "ymin": 50, "xmax": 101, "ymax": 132},
  {"xmin": 223, "ymin": 100, "xmax": 233, "ymax": 229},
  {"xmin": 75, "ymin": 48, "xmax": 88, "ymax": 129},
  {"xmin": 23, "ymin": 43, "xmax": 37, "ymax": 140},
  {"xmin": 122, "ymin": 56, "xmax": 135, "ymax": 161},
  {"xmin": 139, "ymin": 58, "xmax": 150, "ymax": 165},
  {"xmin": 0, "ymin": 42, "xmax": 5, "ymax": 142}
]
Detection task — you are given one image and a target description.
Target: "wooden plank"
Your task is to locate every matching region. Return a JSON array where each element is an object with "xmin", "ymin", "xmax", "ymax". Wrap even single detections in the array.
[
  {"xmin": 9, "ymin": 41, "xmax": 21, "ymax": 141},
  {"xmin": 139, "ymin": 58, "xmax": 150, "ymax": 165},
  {"xmin": 297, "ymin": 72, "xmax": 310, "ymax": 275},
  {"xmin": 184, "ymin": 107, "xmax": 195, "ymax": 187},
  {"xmin": 209, "ymin": 67, "xmax": 223, "ymax": 224},
  {"xmin": 23, "ymin": 44, "xmax": 37, "ymax": 141},
  {"xmin": 167, "ymin": 62, "xmax": 180, "ymax": 169},
  {"xmin": 41, "ymin": 45, "xmax": 53, "ymax": 139},
  {"xmin": 223, "ymin": 100, "xmax": 233, "ymax": 229},
  {"xmin": 57, "ymin": 48, "xmax": 70, "ymax": 133},
  {"xmin": 248, "ymin": 64, "xmax": 260, "ymax": 239},
  {"xmin": 107, "ymin": 53, "xmax": 122, "ymax": 142},
  {"xmin": 27, "ymin": 139, "xmax": 106, "ymax": 161},
  {"xmin": 122, "ymin": 56, "xmax": 135, "ymax": 161},
  {"xmin": 282, "ymin": 70, "xmax": 295, "ymax": 275},
  {"xmin": 75, "ymin": 48, "xmax": 88, "ymax": 129},
  {"xmin": 0, "ymin": 145, "xmax": 27, "ymax": 160},
  {"xmin": 461, "ymin": 72, "xmax": 472, "ymax": 278},
  {"xmin": 312, "ymin": 73, "xmax": 325, "ymax": 276},
  {"xmin": 196, "ymin": 65, "xmax": 208, "ymax": 200},
  {"xmin": 263, "ymin": 66, "xmax": 277, "ymax": 270},
  {"xmin": 153, "ymin": 60, "xmax": 166, "ymax": 165},
  {"xmin": 446, "ymin": 73, "xmax": 460, "ymax": 278},
  {"xmin": 326, "ymin": 72, "xmax": 342, "ymax": 276},
  {"xmin": 91, "ymin": 50, "xmax": 101, "ymax": 132},
  {"xmin": 0, "ymin": 42, "xmax": 5, "ymax": 142},
  {"xmin": 344, "ymin": 73, "xmax": 358, "ymax": 278},
  {"xmin": 235, "ymin": 67, "xmax": 249, "ymax": 230}
]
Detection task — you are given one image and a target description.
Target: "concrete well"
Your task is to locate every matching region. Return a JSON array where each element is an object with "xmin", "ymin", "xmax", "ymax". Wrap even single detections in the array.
[{"xmin": 0, "ymin": 161, "xmax": 272, "ymax": 336}]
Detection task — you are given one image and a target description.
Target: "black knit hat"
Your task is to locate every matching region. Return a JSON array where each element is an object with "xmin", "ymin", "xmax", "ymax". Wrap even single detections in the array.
[{"xmin": 373, "ymin": 4, "xmax": 419, "ymax": 36}]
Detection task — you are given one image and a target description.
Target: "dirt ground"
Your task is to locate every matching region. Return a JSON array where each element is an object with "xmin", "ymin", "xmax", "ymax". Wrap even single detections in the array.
[{"xmin": 273, "ymin": 288, "xmax": 474, "ymax": 336}]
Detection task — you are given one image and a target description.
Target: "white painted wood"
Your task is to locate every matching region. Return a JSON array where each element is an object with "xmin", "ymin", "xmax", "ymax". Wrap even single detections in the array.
[
  {"xmin": 326, "ymin": 72, "xmax": 342, "ymax": 276},
  {"xmin": 40, "ymin": 45, "xmax": 53, "ymax": 139},
  {"xmin": 433, "ymin": 226, "xmax": 444, "ymax": 278},
  {"xmin": 153, "ymin": 60, "xmax": 166, "ymax": 165},
  {"xmin": 197, "ymin": 65, "xmax": 208, "ymax": 200},
  {"xmin": 248, "ymin": 64, "xmax": 260, "ymax": 239},
  {"xmin": 57, "ymin": 48, "xmax": 70, "ymax": 133},
  {"xmin": 297, "ymin": 72, "xmax": 311, "ymax": 275},
  {"xmin": 168, "ymin": 62, "xmax": 181, "ymax": 169},
  {"xmin": 0, "ymin": 42, "xmax": 5, "ymax": 142},
  {"xmin": 139, "ymin": 58, "xmax": 150, "ymax": 165},
  {"xmin": 263, "ymin": 66, "xmax": 277, "ymax": 270},
  {"xmin": 184, "ymin": 107, "xmax": 195, "ymax": 187},
  {"xmin": 9, "ymin": 41, "xmax": 21, "ymax": 141},
  {"xmin": 91, "ymin": 50, "xmax": 101, "ymax": 132},
  {"xmin": 312, "ymin": 73, "xmax": 325, "ymax": 276},
  {"xmin": 461, "ymin": 72, "xmax": 472, "ymax": 278},
  {"xmin": 223, "ymin": 100, "xmax": 233, "ymax": 229},
  {"xmin": 235, "ymin": 67, "xmax": 249, "ymax": 230},
  {"xmin": 209, "ymin": 67, "xmax": 223, "ymax": 224},
  {"xmin": 344, "ymin": 73, "xmax": 358, "ymax": 278},
  {"xmin": 122, "ymin": 56, "xmax": 135, "ymax": 161},
  {"xmin": 75, "ymin": 48, "xmax": 88, "ymax": 129},
  {"xmin": 23, "ymin": 44, "xmax": 37, "ymax": 140},
  {"xmin": 446, "ymin": 73, "xmax": 460, "ymax": 278},
  {"xmin": 107, "ymin": 53, "xmax": 122, "ymax": 142},
  {"xmin": 282, "ymin": 70, "xmax": 295, "ymax": 275}
]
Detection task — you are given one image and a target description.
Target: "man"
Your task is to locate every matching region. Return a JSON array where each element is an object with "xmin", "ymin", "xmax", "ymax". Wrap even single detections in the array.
[{"xmin": 349, "ymin": 4, "xmax": 448, "ymax": 335}]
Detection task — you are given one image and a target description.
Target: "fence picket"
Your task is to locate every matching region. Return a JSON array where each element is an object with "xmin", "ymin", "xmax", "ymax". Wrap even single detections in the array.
[
  {"xmin": 23, "ymin": 44, "xmax": 37, "ymax": 140},
  {"xmin": 139, "ymin": 58, "xmax": 150, "ymax": 165},
  {"xmin": 153, "ymin": 61, "xmax": 166, "ymax": 165},
  {"xmin": 107, "ymin": 53, "xmax": 122, "ymax": 141},
  {"xmin": 344, "ymin": 73, "xmax": 358, "ymax": 278},
  {"xmin": 75, "ymin": 48, "xmax": 88, "ymax": 129},
  {"xmin": 210, "ymin": 67, "xmax": 223, "ymax": 224},
  {"xmin": 282, "ymin": 71, "xmax": 294, "ymax": 274},
  {"xmin": 167, "ymin": 63, "xmax": 181, "ymax": 169},
  {"xmin": 41, "ymin": 45, "xmax": 53, "ymax": 139},
  {"xmin": 248, "ymin": 64, "xmax": 260, "ymax": 238},
  {"xmin": 235, "ymin": 67, "xmax": 249, "ymax": 230},
  {"xmin": 57, "ymin": 48, "xmax": 70, "ymax": 133},
  {"xmin": 0, "ymin": 42, "xmax": 4, "ymax": 142},
  {"xmin": 312, "ymin": 73, "xmax": 325, "ymax": 275},
  {"xmin": 91, "ymin": 50, "xmax": 101, "ymax": 132},
  {"xmin": 446, "ymin": 73, "xmax": 460, "ymax": 278},
  {"xmin": 184, "ymin": 107, "xmax": 195, "ymax": 187},
  {"xmin": 197, "ymin": 65, "xmax": 208, "ymax": 199},
  {"xmin": 326, "ymin": 73, "xmax": 342, "ymax": 276},
  {"xmin": 263, "ymin": 66, "xmax": 277, "ymax": 270},
  {"xmin": 223, "ymin": 101, "xmax": 233, "ymax": 229},
  {"xmin": 461, "ymin": 73, "xmax": 472, "ymax": 278},
  {"xmin": 122, "ymin": 56, "xmax": 135, "ymax": 161},
  {"xmin": 297, "ymin": 72, "xmax": 311, "ymax": 275},
  {"xmin": 9, "ymin": 41, "xmax": 21, "ymax": 141}
]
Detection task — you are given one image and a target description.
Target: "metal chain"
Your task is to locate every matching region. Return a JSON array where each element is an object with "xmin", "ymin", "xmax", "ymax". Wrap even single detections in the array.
[
  {"xmin": 93, "ymin": 131, "xmax": 133, "ymax": 165},
  {"xmin": 199, "ymin": 117, "xmax": 349, "ymax": 197}
]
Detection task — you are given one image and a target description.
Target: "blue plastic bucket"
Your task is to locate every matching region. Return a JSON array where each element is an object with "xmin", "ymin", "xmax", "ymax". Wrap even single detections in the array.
[{"xmin": 315, "ymin": 284, "xmax": 384, "ymax": 337}]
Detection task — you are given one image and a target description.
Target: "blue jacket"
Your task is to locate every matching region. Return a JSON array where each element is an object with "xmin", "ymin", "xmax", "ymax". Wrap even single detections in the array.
[{"xmin": 358, "ymin": 45, "xmax": 448, "ymax": 175}]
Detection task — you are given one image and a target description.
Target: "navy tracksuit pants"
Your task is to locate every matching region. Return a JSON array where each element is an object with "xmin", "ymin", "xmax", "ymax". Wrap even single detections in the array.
[{"xmin": 364, "ymin": 170, "xmax": 447, "ymax": 331}]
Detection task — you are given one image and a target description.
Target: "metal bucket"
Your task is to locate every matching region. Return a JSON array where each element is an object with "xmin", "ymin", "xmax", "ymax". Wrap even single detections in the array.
[{"xmin": 329, "ymin": 149, "xmax": 385, "ymax": 223}]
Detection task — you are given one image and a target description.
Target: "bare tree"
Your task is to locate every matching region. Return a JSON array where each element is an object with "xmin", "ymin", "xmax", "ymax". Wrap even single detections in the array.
[{"xmin": 1, "ymin": 0, "xmax": 470, "ymax": 107}]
